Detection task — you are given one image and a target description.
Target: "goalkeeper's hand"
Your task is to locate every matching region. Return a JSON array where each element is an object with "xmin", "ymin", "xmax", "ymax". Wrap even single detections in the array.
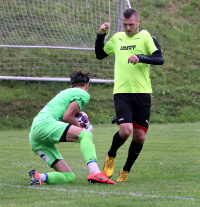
[{"xmin": 84, "ymin": 124, "xmax": 93, "ymax": 133}]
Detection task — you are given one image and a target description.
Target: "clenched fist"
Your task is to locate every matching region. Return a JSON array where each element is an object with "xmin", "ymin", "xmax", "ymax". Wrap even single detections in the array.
[{"xmin": 99, "ymin": 22, "xmax": 110, "ymax": 34}]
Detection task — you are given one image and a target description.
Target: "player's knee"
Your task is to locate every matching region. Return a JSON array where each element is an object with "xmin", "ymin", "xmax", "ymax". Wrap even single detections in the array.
[
  {"xmin": 120, "ymin": 125, "xmax": 133, "ymax": 139},
  {"xmin": 133, "ymin": 131, "xmax": 146, "ymax": 144},
  {"xmin": 134, "ymin": 135, "xmax": 146, "ymax": 144},
  {"xmin": 78, "ymin": 130, "xmax": 93, "ymax": 143}
]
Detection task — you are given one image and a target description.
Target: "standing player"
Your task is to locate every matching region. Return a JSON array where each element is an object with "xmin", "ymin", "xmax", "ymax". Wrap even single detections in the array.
[
  {"xmin": 95, "ymin": 8, "xmax": 164, "ymax": 182},
  {"xmin": 29, "ymin": 71, "xmax": 116, "ymax": 185}
]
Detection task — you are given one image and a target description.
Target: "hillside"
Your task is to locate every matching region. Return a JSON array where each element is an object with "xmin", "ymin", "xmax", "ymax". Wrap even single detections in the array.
[{"xmin": 0, "ymin": 0, "xmax": 199, "ymax": 129}]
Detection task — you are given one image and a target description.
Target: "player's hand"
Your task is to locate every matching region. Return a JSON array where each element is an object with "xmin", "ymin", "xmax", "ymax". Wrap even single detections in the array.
[
  {"xmin": 128, "ymin": 55, "xmax": 139, "ymax": 64},
  {"xmin": 99, "ymin": 22, "xmax": 110, "ymax": 34},
  {"xmin": 84, "ymin": 124, "xmax": 93, "ymax": 133}
]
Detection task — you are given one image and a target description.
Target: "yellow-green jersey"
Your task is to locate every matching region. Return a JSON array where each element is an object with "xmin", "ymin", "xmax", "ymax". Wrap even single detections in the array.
[{"xmin": 103, "ymin": 30, "xmax": 159, "ymax": 94}]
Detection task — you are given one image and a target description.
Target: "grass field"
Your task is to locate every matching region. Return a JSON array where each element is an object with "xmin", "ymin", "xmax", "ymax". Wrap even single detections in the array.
[{"xmin": 0, "ymin": 123, "xmax": 199, "ymax": 207}]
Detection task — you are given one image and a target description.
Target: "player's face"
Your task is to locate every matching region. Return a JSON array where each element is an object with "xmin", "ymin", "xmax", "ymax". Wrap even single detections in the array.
[{"xmin": 122, "ymin": 15, "xmax": 140, "ymax": 36}]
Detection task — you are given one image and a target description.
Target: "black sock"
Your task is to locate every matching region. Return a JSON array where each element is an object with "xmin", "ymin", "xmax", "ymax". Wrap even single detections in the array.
[
  {"xmin": 108, "ymin": 131, "xmax": 126, "ymax": 158},
  {"xmin": 123, "ymin": 140, "xmax": 143, "ymax": 172}
]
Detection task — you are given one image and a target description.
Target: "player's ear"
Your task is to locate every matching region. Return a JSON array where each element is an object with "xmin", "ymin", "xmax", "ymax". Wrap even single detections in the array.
[{"xmin": 86, "ymin": 83, "xmax": 89, "ymax": 90}]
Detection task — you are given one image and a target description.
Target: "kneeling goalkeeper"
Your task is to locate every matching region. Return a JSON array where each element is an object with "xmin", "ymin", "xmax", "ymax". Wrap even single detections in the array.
[{"xmin": 29, "ymin": 71, "xmax": 116, "ymax": 185}]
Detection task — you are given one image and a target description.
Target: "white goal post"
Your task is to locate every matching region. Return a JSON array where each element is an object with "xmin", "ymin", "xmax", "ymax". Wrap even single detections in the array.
[{"xmin": 0, "ymin": 0, "xmax": 131, "ymax": 82}]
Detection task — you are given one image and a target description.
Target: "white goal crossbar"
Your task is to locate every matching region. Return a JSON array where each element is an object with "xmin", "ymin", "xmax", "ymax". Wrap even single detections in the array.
[{"xmin": 0, "ymin": 76, "xmax": 115, "ymax": 83}]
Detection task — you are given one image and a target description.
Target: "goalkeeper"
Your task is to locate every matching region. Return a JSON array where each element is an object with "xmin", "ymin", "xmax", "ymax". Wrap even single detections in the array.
[
  {"xmin": 95, "ymin": 8, "xmax": 164, "ymax": 182},
  {"xmin": 28, "ymin": 71, "xmax": 116, "ymax": 185}
]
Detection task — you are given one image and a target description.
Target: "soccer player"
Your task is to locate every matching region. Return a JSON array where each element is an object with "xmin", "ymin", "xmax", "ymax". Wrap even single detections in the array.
[
  {"xmin": 28, "ymin": 71, "xmax": 117, "ymax": 185},
  {"xmin": 95, "ymin": 8, "xmax": 164, "ymax": 182}
]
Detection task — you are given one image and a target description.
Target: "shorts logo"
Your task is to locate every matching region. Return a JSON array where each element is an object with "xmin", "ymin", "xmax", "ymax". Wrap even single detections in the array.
[
  {"xmin": 118, "ymin": 118, "xmax": 124, "ymax": 122},
  {"xmin": 38, "ymin": 150, "xmax": 50, "ymax": 163},
  {"xmin": 120, "ymin": 45, "xmax": 136, "ymax": 50},
  {"xmin": 146, "ymin": 120, "xmax": 149, "ymax": 124}
]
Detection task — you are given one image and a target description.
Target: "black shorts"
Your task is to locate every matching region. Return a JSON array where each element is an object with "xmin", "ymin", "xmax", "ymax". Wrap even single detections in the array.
[{"xmin": 114, "ymin": 93, "xmax": 151, "ymax": 132}]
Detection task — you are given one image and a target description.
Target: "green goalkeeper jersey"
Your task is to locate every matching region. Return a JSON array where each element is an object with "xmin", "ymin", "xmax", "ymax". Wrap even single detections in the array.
[
  {"xmin": 103, "ymin": 30, "xmax": 158, "ymax": 94},
  {"xmin": 33, "ymin": 88, "xmax": 90, "ymax": 122}
]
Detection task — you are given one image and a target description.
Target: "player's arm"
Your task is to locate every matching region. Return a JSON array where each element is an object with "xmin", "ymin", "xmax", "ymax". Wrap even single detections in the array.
[
  {"xmin": 95, "ymin": 22, "xmax": 110, "ymax": 60},
  {"xmin": 136, "ymin": 36, "xmax": 164, "ymax": 65},
  {"xmin": 63, "ymin": 101, "xmax": 81, "ymax": 127}
]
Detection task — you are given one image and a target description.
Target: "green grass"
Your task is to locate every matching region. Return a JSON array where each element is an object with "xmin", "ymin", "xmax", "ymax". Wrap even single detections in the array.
[
  {"xmin": 0, "ymin": 2, "xmax": 199, "ymax": 205},
  {"xmin": 0, "ymin": 123, "xmax": 199, "ymax": 206}
]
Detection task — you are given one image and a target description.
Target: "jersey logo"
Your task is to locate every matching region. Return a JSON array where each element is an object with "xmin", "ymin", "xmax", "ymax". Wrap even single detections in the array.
[
  {"xmin": 120, "ymin": 45, "xmax": 136, "ymax": 50},
  {"xmin": 119, "ymin": 38, "xmax": 123, "ymax": 41},
  {"xmin": 79, "ymin": 98, "xmax": 85, "ymax": 106}
]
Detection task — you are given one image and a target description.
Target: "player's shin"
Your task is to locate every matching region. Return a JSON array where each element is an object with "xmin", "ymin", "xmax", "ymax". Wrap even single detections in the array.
[
  {"xmin": 46, "ymin": 172, "xmax": 75, "ymax": 184},
  {"xmin": 78, "ymin": 130, "xmax": 97, "ymax": 165},
  {"xmin": 123, "ymin": 140, "xmax": 143, "ymax": 172}
]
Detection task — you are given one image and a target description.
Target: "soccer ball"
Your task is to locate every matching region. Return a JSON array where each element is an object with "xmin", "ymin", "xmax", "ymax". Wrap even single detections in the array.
[{"xmin": 75, "ymin": 111, "xmax": 90, "ymax": 129}]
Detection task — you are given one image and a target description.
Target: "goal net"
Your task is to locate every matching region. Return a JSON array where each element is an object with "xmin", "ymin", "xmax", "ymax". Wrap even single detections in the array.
[{"xmin": 0, "ymin": 0, "xmax": 131, "ymax": 82}]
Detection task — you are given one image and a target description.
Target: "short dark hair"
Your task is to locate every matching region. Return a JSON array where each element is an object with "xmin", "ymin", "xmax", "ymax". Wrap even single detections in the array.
[
  {"xmin": 70, "ymin": 71, "xmax": 90, "ymax": 87},
  {"xmin": 123, "ymin": 8, "xmax": 140, "ymax": 19}
]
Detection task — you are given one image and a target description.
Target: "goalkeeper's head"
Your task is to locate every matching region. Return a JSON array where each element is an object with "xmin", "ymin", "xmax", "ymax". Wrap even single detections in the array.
[{"xmin": 70, "ymin": 71, "xmax": 91, "ymax": 88}]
